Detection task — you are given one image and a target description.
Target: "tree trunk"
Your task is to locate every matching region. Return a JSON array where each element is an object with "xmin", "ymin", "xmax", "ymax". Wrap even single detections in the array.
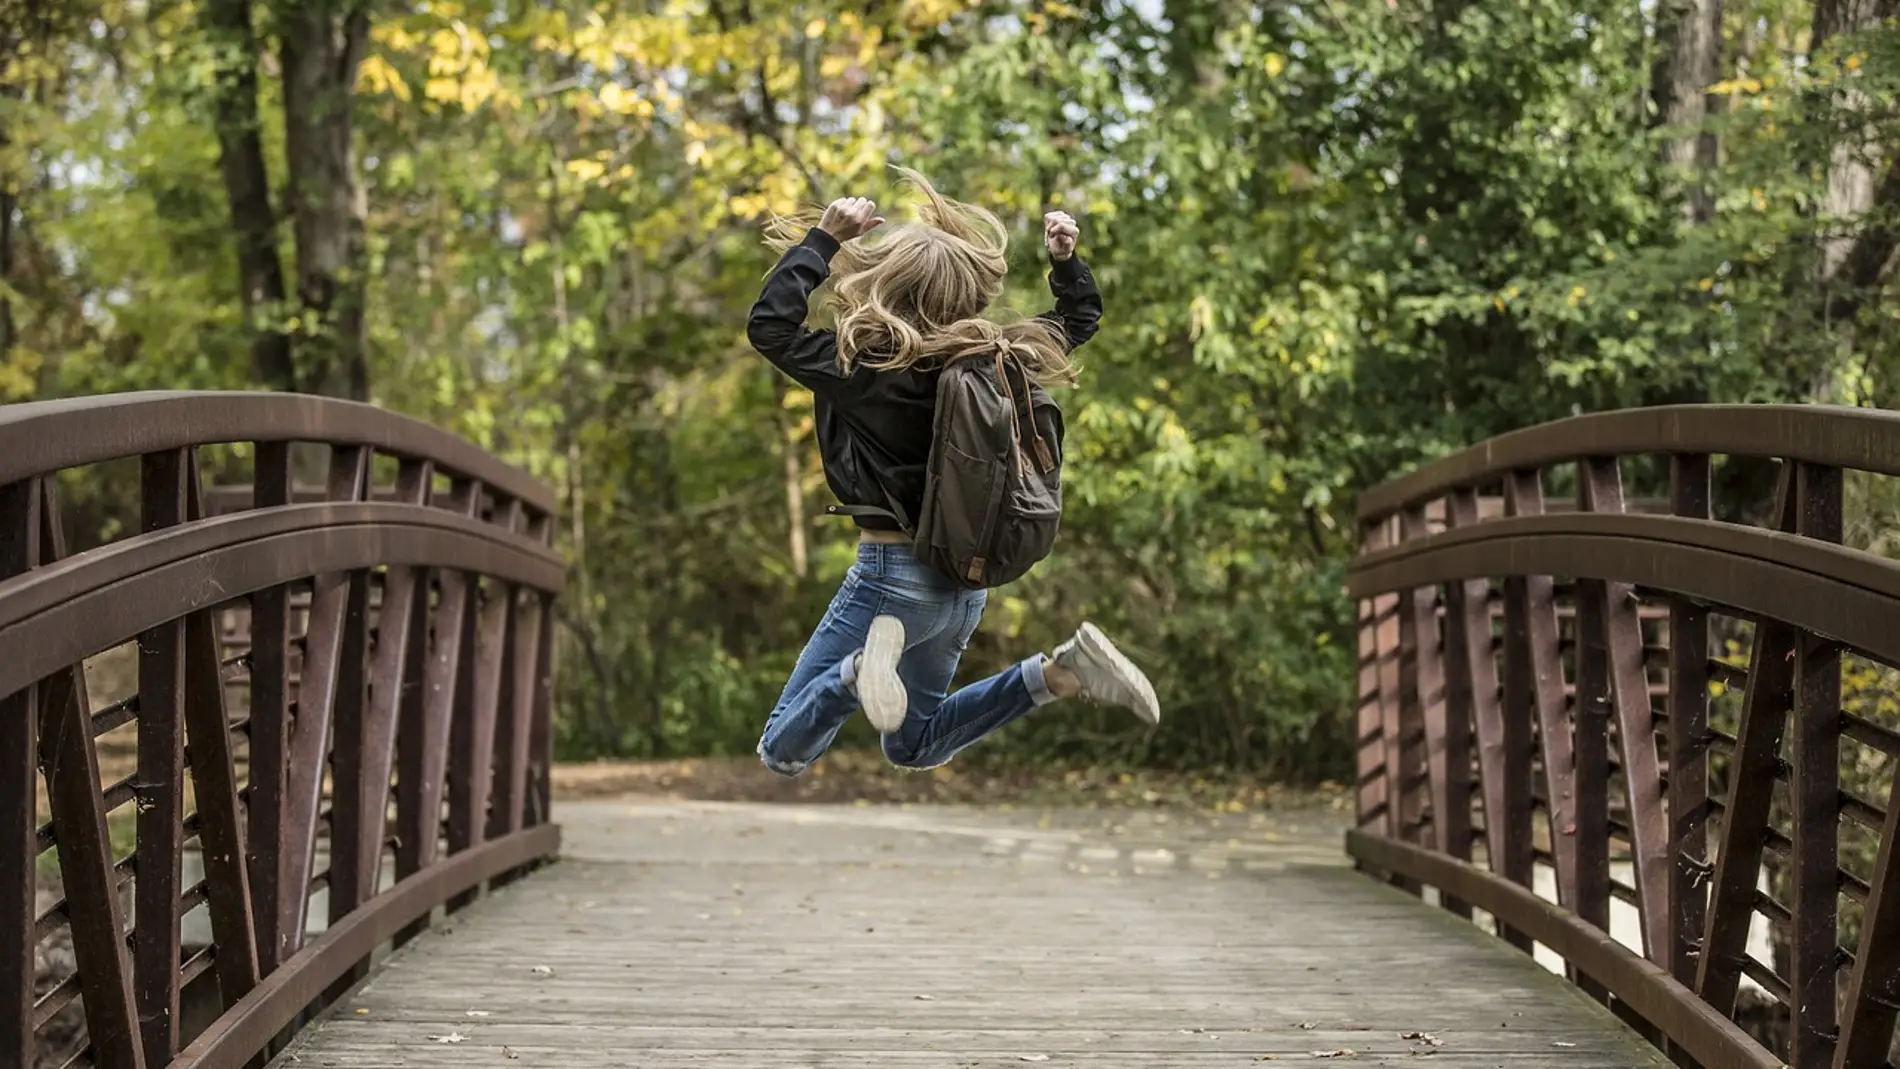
[
  {"xmin": 1650, "ymin": 0, "xmax": 1722, "ymax": 223},
  {"xmin": 1809, "ymin": 0, "xmax": 1887, "ymax": 283},
  {"xmin": 204, "ymin": 0, "xmax": 295, "ymax": 390},
  {"xmin": 279, "ymin": 2, "xmax": 371, "ymax": 400}
]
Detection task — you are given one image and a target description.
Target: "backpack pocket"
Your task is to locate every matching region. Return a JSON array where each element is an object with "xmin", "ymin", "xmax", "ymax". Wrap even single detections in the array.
[{"xmin": 930, "ymin": 440, "xmax": 1006, "ymax": 587}]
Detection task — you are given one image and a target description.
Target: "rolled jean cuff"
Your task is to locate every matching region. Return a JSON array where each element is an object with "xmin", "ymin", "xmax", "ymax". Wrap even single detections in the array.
[
  {"xmin": 839, "ymin": 650, "xmax": 860, "ymax": 694},
  {"xmin": 1022, "ymin": 653, "xmax": 1058, "ymax": 707}
]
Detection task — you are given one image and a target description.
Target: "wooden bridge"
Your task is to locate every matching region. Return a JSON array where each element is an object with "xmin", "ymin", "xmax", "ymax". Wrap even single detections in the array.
[{"xmin": 6, "ymin": 393, "xmax": 1900, "ymax": 1068}]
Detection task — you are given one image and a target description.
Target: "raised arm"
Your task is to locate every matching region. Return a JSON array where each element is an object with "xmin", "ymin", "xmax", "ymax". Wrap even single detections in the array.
[
  {"xmin": 1035, "ymin": 210, "xmax": 1102, "ymax": 351},
  {"xmin": 746, "ymin": 197, "xmax": 886, "ymax": 390}
]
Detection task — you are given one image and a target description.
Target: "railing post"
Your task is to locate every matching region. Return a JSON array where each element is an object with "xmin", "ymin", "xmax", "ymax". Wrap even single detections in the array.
[
  {"xmin": 1503, "ymin": 469, "xmax": 1578, "ymax": 912},
  {"xmin": 1401, "ymin": 503, "xmax": 1467, "ymax": 915},
  {"xmin": 0, "ymin": 479, "xmax": 39, "ymax": 1069},
  {"xmin": 248, "ymin": 441, "xmax": 293, "ymax": 975},
  {"xmin": 1355, "ymin": 516, "xmax": 1394, "ymax": 835},
  {"xmin": 1788, "ymin": 461, "xmax": 1843, "ymax": 1069},
  {"xmin": 1444, "ymin": 486, "xmax": 1531, "ymax": 950},
  {"xmin": 1666, "ymin": 453, "xmax": 1712, "ymax": 1056}
]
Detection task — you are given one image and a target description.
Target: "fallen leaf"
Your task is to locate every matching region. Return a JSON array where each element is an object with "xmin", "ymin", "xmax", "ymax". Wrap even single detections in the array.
[
  {"xmin": 1311, "ymin": 1051, "xmax": 1355, "ymax": 1059},
  {"xmin": 1019, "ymin": 1056, "xmax": 1050, "ymax": 1063},
  {"xmin": 502, "ymin": 1046, "xmax": 520, "ymax": 1060},
  {"xmin": 465, "ymin": 1010, "xmax": 491, "ymax": 1018},
  {"xmin": 1297, "ymin": 1022, "xmax": 1318, "ymax": 1030},
  {"xmin": 1399, "ymin": 1032, "xmax": 1441, "ymax": 1046},
  {"xmin": 353, "ymin": 1008, "xmax": 369, "ymax": 1015},
  {"xmin": 915, "ymin": 994, "xmax": 935, "ymax": 1000},
  {"xmin": 530, "ymin": 965, "xmax": 553, "ymax": 976},
  {"xmin": 428, "ymin": 1032, "xmax": 466, "ymax": 1044},
  {"xmin": 1552, "ymin": 1041, "xmax": 1577, "ymax": 1048}
]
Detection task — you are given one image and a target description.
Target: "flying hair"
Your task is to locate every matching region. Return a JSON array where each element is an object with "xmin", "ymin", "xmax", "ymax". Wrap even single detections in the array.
[{"xmin": 763, "ymin": 167, "xmax": 1076, "ymax": 385}]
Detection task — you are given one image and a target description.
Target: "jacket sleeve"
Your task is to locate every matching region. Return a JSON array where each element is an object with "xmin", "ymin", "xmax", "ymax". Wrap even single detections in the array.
[
  {"xmin": 746, "ymin": 228, "xmax": 848, "ymax": 391},
  {"xmin": 1036, "ymin": 254, "xmax": 1103, "ymax": 351}
]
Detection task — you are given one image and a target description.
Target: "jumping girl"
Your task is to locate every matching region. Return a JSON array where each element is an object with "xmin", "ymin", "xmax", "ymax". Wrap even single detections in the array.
[{"xmin": 746, "ymin": 168, "xmax": 1159, "ymax": 777}]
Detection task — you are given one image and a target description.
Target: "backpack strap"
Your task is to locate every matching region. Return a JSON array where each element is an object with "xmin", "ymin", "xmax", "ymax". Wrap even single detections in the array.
[{"xmin": 825, "ymin": 487, "xmax": 914, "ymax": 536}]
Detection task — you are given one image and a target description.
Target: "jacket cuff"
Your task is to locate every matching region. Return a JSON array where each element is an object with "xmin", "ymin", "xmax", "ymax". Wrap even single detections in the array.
[
  {"xmin": 801, "ymin": 228, "xmax": 842, "ymax": 262},
  {"xmin": 1049, "ymin": 254, "xmax": 1087, "ymax": 283}
]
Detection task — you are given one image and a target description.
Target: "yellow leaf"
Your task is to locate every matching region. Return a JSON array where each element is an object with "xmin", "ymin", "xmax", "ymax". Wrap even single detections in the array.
[
  {"xmin": 805, "ymin": 17, "xmax": 826, "ymax": 37},
  {"xmin": 1697, "ymin": 278, "xmax": 1714, "ymax": 292},
  {"xmin": 566, "ymin": 158, "xmax": 606, "ymax": 182},
  {"xmin": 1846, "ymin": 54, "xmax": 1862, "ymax": 71},
  {"xmin": 423, "ymin": 77, "xmax": 460, "ymax": 103},
  {"xmin": 1264, "ymin": 52, "xmax": 1286, "ymax": 77}
]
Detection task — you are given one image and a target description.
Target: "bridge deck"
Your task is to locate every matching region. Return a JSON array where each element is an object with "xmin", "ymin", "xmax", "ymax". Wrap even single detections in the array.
[{"xmin": 275, "ymin": 800, "xmax": 1668, "ymax": 1068}]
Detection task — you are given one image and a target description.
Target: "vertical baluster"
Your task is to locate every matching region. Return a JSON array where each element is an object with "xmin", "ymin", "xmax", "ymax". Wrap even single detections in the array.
[
  {"xmin": 1504, "ymin": 469, "xmax": 1578, "ymax": 910},
  {"xmin": 36, "ymin": 480, "xmax": 145, "ymax": 1069},
  {"xmin": 135, "ymin": 449, "xmax": 190, "ymax": 1066},
  {"xmin": 447, "ymin": 497, "xmax": 520, "ymax": 907},
  {"xmin": 528, "ymin": 592, "xmax": 556, "ymax": 827},
  {"xmin": 1356, "ymin": 518, "xmax": 1393, "ymax": 833},
  {"xmin": 0, "ymin": 480, "xmax": 39, "ymax": 1068},
  {"xmin": 1401, "ymin": 503, "xmax": 1466, "ymax": 914},
  {"xmin": 1579, "ymin": 456, "xmax": 1669, "ymax": 962},
  {"xmin": 247, "ymin": 442, "xmax": 292, "ymax": 974},
  {"xmin": 492, "ymin": 560, "xmax": 544, "ymax": 838},
  {"xmin": 1697, "ymin": 465, "xmax": 1798, "ymax": 1016},
  {"xmin": 1570, "ymin": 463, "xmax": 1612, "ymax": 1004},
  {"xmin": 1835, "ymin": 753, "xmax": 1900, "ymax": 1067},
  {"xmin": 279, "ymin": 445, "xmax": 370, "ymax": 956},
  {"xmin": 1788, "ymin": 462, "xmax": 1842, "ymax": 1069},
  {"xmin": 179, "ymin": 463, "xmax": 260, "ymax": 1011},
  {"xmin": 1667, "ymin": 454, "xmax": 1711, "ymax": 996},
  {"xmin": 1445, "ymin": 487, "xmax": 1529, "ymax": 949}
]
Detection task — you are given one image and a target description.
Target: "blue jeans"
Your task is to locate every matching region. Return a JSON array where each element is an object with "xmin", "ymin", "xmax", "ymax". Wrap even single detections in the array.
[{"xmin": 757, "ymin": 543, "xmax": 1057, "ymax": 776}]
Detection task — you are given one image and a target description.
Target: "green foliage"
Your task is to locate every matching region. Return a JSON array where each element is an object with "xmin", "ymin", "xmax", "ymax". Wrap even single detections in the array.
[{"xmin": 5, "ymin": 0, "xmax": 1899, "ymax": 782}]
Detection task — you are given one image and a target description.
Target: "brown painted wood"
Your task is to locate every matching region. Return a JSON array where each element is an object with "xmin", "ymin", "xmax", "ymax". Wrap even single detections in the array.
[
  {"xmin": 1503, "ymin": 470, "xmax": 1577, "ymax": 910},
  {"xmin": 1443, "ymin": 488, "xmax": 1529, "ymax": 949},
  {"xmin": 1788, "ymin": 461, "xmax": 1842, "ymax": 1069},
  {"xmin": 280, "ymin": 446, "xmax": 371, "ymax": 957},
  {"xmin": 135, "ymin": 448, "xmax": 191, "ymax": 1066},
  {"xmin": 1579, "ymin": 457, "xmax": 1668, "ymax": 963},
  {"xmin": 0, "ymin": 479, "xmax": 39, "ymax": 1068},
  {"xmin": 247, "ymin": 441, "xmax": 293, "ymax": 975},
  {"xmin": 1400, "ymin": 504, "xmax": 1467, "ymax": 916},
  {"xmin": 450, "ymin": 581, "xmax": 513, "ymax": 864},
  {"xmin": 490, "ymin": 595, "xmax": 542, "ymax": 839},
  {"xmin": 1355, "ymin": 519, "xmax": 1392, "ymax": 832},
  {"xmin": 1833, "ymin": 753, "xmax": 1900, "ymax": 1066},
  {"xmin": 35, "ymin": 480, "xmax": 146, "ymax": 1069},
  {"xmin": 527, "ymin": 593, "xmax": 556, "ymax": 826},
  {"xmin": 181, "ymin": 464, "xmax": 261, "ymax": 1012},
  {"xmin": 1695, "ymin": 466, "xmax": 1798, "ymax": 1017},
  {"xmin": 1666, "ymin": 454, "xmax": 1710, "ymax": 997}
]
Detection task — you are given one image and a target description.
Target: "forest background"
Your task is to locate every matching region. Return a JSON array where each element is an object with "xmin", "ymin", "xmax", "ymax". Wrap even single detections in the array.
[{"xmin": 3, "ymin": 0, "xmax": 1898, "ymax": 782}]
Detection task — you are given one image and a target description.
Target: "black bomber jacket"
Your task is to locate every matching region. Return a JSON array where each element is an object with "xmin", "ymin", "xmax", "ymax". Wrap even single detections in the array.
[{"xmin": 744, "ymin": 227, "xmax": 1104, "ymax": 532}]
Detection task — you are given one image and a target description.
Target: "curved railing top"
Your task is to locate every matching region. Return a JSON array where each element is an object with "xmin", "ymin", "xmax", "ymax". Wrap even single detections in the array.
[
  {"xmin": 1357, "ymin": 403, "xmax": 1900, "ymax": 520},
  {"xmin": 5, "ymin": 390, "xmax": 564, "ymax": 1069},
  {"xmin": 1348, "ymin": 402, "xmax": 1900, "ymax": 1069},
  {"xmin": 0, "ymin": 390, "xmax": 556, "ymax": 516}
]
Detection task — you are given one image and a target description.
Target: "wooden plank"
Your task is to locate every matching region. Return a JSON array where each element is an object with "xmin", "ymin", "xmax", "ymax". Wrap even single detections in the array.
[
  {"xmin": 36, "ymin": 480, "xmax": 146, "ymax": 1069},
  {"xmin": 1696, "ymin": 465, "xmax": 1798, "ymax": 1017},
  {"xmin": 1666, "ymin": 453, "xmax": 1710, "ymax": 995},
  {"xmin": 1504, "ymin": 470, "xmax": 1577, "ymax": 909},
  {"xmin": 1788, "ymin": 461, "xmax": 1842, "ymax": 1069},
  {"xmin": 248, "ymin": 441, "xmax": 293, "ymax": 974},
  {"xmin": 272, "ymin": 802, "xmax": 1673, "ymax": 1069},
  {"xmin": 135, "ymin": 448, "xmax": 191, "ymax": 1065},
  {"xmin": 181, "ymin": 466, "xmax": 260, "ymax": 1010},
  {"xmin": 1579, "ymin": 457, "xmax": 1667, "ymax": 963},
  {"xmin": 0, "ymin": 479, "xmax": 39, "ymax": 1069}
]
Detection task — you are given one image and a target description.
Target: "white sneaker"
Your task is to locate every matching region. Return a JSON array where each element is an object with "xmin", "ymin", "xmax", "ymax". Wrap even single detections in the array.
[
  {"xmin": 856, "ymin": 614, "xmax": 908, "ymax": 734},
  {"xmin": 1051, "ymin": 622, "xmax": 1160, "ymax": 725}
]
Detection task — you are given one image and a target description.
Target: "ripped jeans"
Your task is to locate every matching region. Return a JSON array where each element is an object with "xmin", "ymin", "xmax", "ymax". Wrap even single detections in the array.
[{"xmin": 757, "ymin": 542, "xmax": 1057, "ymax": 776}]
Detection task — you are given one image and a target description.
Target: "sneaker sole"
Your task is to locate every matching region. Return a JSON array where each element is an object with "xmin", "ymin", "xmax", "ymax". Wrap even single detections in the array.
[
  {"xmin": 858, "ymin": 615, "xmax": 908, "ymax": 734},
  {"xmin": 1076, "ymin": 622, "xmax": 1160, "ymax": 725}
]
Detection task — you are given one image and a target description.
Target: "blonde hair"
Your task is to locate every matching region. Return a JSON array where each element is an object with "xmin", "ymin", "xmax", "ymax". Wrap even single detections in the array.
[{"xmin": 764, "ymin": 167, "xmax": 1076, "ymax": 385}]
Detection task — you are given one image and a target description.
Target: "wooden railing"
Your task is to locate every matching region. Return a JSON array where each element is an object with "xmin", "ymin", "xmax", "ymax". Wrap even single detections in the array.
[
  {"xmin": 1, "ymin": 391, "xmax": 565, "ymax": 1069},
  {"xmin": 1349, "ymin": 404, "xmax": 1900, "ymax": 1069}
]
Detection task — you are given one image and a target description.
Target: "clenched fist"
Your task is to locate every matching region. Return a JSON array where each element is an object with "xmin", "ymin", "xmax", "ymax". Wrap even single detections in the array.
[
  {"xmin": 818, "ymin": 196, "xmax": 886, "ymax": 242},
  {"xmin": 1043, "ymin": 210, "xmax": 1079, "ymax": 262}
]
